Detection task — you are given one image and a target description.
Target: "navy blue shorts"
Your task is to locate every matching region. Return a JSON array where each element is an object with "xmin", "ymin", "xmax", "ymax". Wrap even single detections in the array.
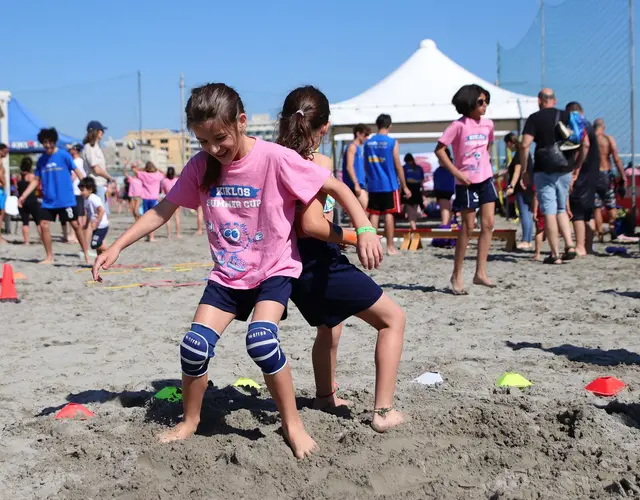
[
  {"xmin": 452, "ymin": 177, "xmax": 498, "ymax": 212},
  {"xmin": 91, "ymin": 227, "xmax": 109, "ymax": 249},
  {"xmin": 142, "ymin": 199, "xmax": 158, "ymax": 213},
  {"xmin": 291, "ymin": 239, "xmax": 383, "ymax": 328},
  {"xmin": 199, "ymin": 276, "xmax": 291, "ymax": 322}
]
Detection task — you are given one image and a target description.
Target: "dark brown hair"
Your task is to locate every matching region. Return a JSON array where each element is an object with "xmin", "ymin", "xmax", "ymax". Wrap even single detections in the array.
[
  {"xmin": 83, "ymin": 128, "xmax": 99, "ymax": 146},
  {"xmin": 276, "ymin": 86, "xmax": 330, "ymax": 160},
  {"xmin": 185, "ymin": 83, "xmax": 245, "ymax": 191},
  {"xmin": 353, "ymin": 123, "xmax": 367, "ymax": 136}
]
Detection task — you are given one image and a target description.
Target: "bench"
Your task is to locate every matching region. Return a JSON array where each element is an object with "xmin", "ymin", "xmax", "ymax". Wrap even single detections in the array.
[{"xmin": 378, "ymin": 227, "xmax": 517, "ymax": 252}]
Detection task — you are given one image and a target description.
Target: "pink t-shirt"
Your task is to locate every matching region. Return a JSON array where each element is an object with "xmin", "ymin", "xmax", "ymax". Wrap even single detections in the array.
[
  {"xmin": 136, "ymin": 170, "xmax": 164, "ymax": 200},
  {"xmin": 166, "ymin": 138, "xmax": 330, "ymax": 289},
  {"xmin": 439, "ymin": 117, "xmax": 495, "ymax": 184},
  {"xmin": 127, "ymin": 175, "xmax": 142, "ymax": 198},
  {"xmin": 161, "ymin": 177, "xmax": 178, "ymax": 195}
]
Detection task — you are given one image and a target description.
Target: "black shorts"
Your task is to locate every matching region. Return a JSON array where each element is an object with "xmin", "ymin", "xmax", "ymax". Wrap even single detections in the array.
[
  {"xmin": 18, "ymin": 200, "xmax": 41, "ymax": 226},
  {"xmin": 452, "ymin": 178, "xmax": 498, "ymax": 212},
  {"xmin": 91, "ymin": 227, "xmax": 109, "ymax": 249},
  {"xmin": 291, "ymin": 239, "xmax": 383, "ymax": 328},
  {"xmin": 367, "ymin": 190, "xmax": 401, "ymax": 215},
  {"xmin": 570, "ymin": 185, "xmax": 596, "ymax": 222},
  {"xmin": 570, "ymin": 202, "xmax": 594, "ymax": 222},
  {"xmin": 73, "ymin": 195, "xmax": 85, "ymax": 217},
  {"xmin": 433, "ymin": 190, "xmax": 454, "ymax": 201},
  {"xmin": 40, "ymin": 206, "xmax": 77, "ymax": 223},
  {"xmin": 199, "ymin": 276, "xmax": 291, "ymax": 322},
  {"xmin": 403, "ymin": 186, "xmax": 423, "ymax": 206}
]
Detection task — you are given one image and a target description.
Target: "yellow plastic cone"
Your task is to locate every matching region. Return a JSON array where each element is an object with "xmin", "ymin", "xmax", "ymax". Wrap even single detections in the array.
[
  {"xmin": 496, "ymin": 372, "xmax": 532, "ymax": 388},
  {"xmin": 233, "ymin": 378, "xmax": 261, "ymax": 390}
]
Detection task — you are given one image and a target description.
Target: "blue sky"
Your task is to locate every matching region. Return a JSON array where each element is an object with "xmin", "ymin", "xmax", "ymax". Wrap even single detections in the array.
[{"xmin": 1, "ymin": 0, "xmax": 629, "ymax": 143}]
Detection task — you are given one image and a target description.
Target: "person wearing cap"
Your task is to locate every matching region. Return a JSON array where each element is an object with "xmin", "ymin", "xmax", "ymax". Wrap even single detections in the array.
[{"xmin": 82, "ymin": 120, "xmax": 113, "ymax": 215}]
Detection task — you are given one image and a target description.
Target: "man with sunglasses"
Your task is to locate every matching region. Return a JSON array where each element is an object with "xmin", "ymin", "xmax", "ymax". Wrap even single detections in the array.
[{"xmin": 520, "ymin": 89, "xmax": 584, "ymax": 265}]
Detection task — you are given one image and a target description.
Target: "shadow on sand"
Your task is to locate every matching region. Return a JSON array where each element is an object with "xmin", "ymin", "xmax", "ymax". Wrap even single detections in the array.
[
  {"xmin": 37, "ymin": 378, "xmax": 354, "ymax": 441},
  {"xmin": 505, "ymin": 341, "xmax": 640, "ymax": 366}
]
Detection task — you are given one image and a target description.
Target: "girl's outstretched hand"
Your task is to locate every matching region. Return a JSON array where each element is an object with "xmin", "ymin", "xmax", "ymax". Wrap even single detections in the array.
[
  {"xmin": 356, "ymin": 232, "xmax": 383, "ymax": 270},
  {"xmin": 92, "ymin": 246, "xmax": 121, "ymax": 282}
]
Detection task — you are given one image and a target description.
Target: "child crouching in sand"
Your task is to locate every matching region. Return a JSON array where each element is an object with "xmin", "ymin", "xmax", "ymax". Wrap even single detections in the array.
[
  {"xmin": 277, "ymin": 85, "xmax": 406, "ymax": 432},
  {"xmin": 92, "ymin": 83, "xmax": 382, "ymax": 459}
]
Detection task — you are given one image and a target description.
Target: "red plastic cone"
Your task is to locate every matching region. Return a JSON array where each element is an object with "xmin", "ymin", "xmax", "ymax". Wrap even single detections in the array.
[
  {"xmin": 585, "ymin": 376, "xmax": 625, "ymax": 397},
  {"xmin": 0, "ymin": 264, "xmax": 20, "ymax": 303},
  {"xmin": 55, "ymin": 403, "xmax": 95, "ymax": 420}
]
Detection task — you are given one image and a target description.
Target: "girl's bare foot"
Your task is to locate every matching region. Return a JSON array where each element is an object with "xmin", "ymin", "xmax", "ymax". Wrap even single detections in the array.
[
  {"xmin": 472, "ymin": 275, "xmax": 496, "ymax": 288},
  {"xmin": 450, "ymin": 277, "xmax": 467, "ymax": 295},
  {"xmin": 532, "ymin": 254, "xmax": 542, "ymax": 261},
  {"xmin": 313, "ymin": 393, "xmax": 352, "ymax": 410},
  {"xmin": 176, "ymin": 234, "xmax": 183, "ymax": 239},
  {"xmin": 158, "ymin": 421, "xmax": 198, "ymax": 443},
  {"xmin": 371, "ymin": 409, "xmax": 407, "ymax": 433},
  {"xmin": 195, "ymin": 230, "xmax": 203, "ymax": 236},
  {"xmin": 387, "ymin": 246, "xmax": 398, "ymax": 256},
  {"xmin": 282, "ymin": 422, "xmax": 318, "ymax": 459},
  {"xmin": 38, "ymin": 258, "xmax": 54, "ymax": 265}
]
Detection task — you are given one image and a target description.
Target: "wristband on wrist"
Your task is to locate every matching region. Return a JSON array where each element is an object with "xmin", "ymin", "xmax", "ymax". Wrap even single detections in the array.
[{"xmin": 356, "ymin": 226, "xmax": 376, "ymax": 236}]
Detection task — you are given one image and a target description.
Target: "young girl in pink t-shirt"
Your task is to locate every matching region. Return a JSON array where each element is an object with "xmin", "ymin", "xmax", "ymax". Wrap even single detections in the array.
[
  {"xmin": 124, "ymin": 164, "xmax": 142, "ymax": 221},
  {"xmin": 133, "ymin": 162, "xmax": 165, "ymax": 242},
  {"xmin": 92, "ymin": 83, "xmax": 382, "ymax": 459},
  {"xmin": 161, "ymin": 166, "xmax": 180, "ymax": 239},
  {"xmin": 435, "ymin": 84, "xmax": 496, "ymax": 295}
]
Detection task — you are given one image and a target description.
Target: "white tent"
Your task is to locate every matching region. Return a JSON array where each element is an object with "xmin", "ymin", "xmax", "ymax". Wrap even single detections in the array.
[
  {"xmin": 0, "ymin": 90, "xmax": 9, "ymax": 192},
  {"xmin": 329, "ymin": 39, "xmax": 538, "ymax": 141}
]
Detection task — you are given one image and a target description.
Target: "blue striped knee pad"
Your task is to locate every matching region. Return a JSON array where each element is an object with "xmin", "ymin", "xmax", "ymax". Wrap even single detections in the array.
[
  {"xmin": 245, "ymin": 321, "xmax": 287, "ymax": 375},
  {"xmin": 180, "ymin": 323, "xmax": 220, "ymax": 377}
]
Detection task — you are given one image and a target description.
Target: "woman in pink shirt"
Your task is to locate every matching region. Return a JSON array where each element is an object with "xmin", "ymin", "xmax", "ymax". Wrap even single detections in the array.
[
  {"xmin": 92, "ymin": 83, "xmax": 381, "ymax": 459},
  {"xmin": 161, "ymin": 166, "xmax": 180, "ymax": 238},
  {"xmin": 435, "ymin": 84, "xmax": 497, "ymax": 294},
  {"xmin": 133, "ymin": 161, "xmax": 165, "ymax": 241}
]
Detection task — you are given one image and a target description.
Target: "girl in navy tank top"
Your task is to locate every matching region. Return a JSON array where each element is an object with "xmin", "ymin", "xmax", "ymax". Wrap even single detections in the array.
[{"xmin": 276, "ymin": 85, "xmax": 407, "ymax": 433}]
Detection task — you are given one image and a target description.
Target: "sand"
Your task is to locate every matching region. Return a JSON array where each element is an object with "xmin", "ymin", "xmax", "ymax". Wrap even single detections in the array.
[{"xmin": 1, "ymin": 212, "xmax": 640, "ymax": 500}]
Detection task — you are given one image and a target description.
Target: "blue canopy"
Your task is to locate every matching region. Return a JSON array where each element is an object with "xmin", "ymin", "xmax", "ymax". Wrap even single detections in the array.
[{"xmin": 8, "ymin": 98, "xmax": 81, "ymax": 153}]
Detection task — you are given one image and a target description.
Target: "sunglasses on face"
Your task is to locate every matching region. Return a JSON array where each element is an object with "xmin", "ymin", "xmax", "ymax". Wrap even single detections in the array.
[{"xmin": 476, "ymin": 98, "xmax": 489, "ymax": 106}]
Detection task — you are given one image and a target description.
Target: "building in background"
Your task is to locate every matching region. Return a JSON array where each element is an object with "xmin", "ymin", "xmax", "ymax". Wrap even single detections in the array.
[
  {"xmin": 189, "ymin": 136, "xmax": 201, "ymax": 156},
  {"xmin": 103, "ymin": 139, "xmax": 169, "ymax": 172},
  {"xmin": 247, "ymin": 114, "xmax": 276, "ymax": 142},
  {"xmin": 123, "ymin": 129, "xmax": 192, "ymax": 168}
]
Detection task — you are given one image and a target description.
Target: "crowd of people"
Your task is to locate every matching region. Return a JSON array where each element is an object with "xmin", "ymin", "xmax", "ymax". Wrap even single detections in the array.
[
  {"xmin": 510, "ymin": 88, "xmax": 636, "ymax": 263},
  {"xmin": 0, "ymin": 81, "xmax": 636, "ymax": 460}
]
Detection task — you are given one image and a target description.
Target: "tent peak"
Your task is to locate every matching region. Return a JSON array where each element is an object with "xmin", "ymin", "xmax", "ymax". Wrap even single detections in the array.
[{"xmin": 419, "ymin": 39, "xmax": 437, "ymax": 50}]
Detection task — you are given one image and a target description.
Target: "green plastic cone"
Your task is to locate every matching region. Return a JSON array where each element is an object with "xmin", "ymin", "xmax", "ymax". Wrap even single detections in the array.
[
  {"xmin": 154, "ymin": 386, "xmax": 183, "ymax": 402},
  {"xmin": 496, "ymin": 373, "xmax": 532, "ymax": 388}
]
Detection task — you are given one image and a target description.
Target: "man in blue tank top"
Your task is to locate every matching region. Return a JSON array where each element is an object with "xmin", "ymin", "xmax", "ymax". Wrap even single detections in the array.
[
  {"xmin": 364, "ymin": 114, "xmax": 411, "ymax": 254},
  {"xmin": 342, "ymin": 124, "xmax": 370, "ymax": 210}
]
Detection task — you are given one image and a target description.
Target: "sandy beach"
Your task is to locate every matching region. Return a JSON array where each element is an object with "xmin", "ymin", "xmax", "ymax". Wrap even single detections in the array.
[{"xmin": 1, "ymin": 212, "xmax": 639, "ymax": 499}]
